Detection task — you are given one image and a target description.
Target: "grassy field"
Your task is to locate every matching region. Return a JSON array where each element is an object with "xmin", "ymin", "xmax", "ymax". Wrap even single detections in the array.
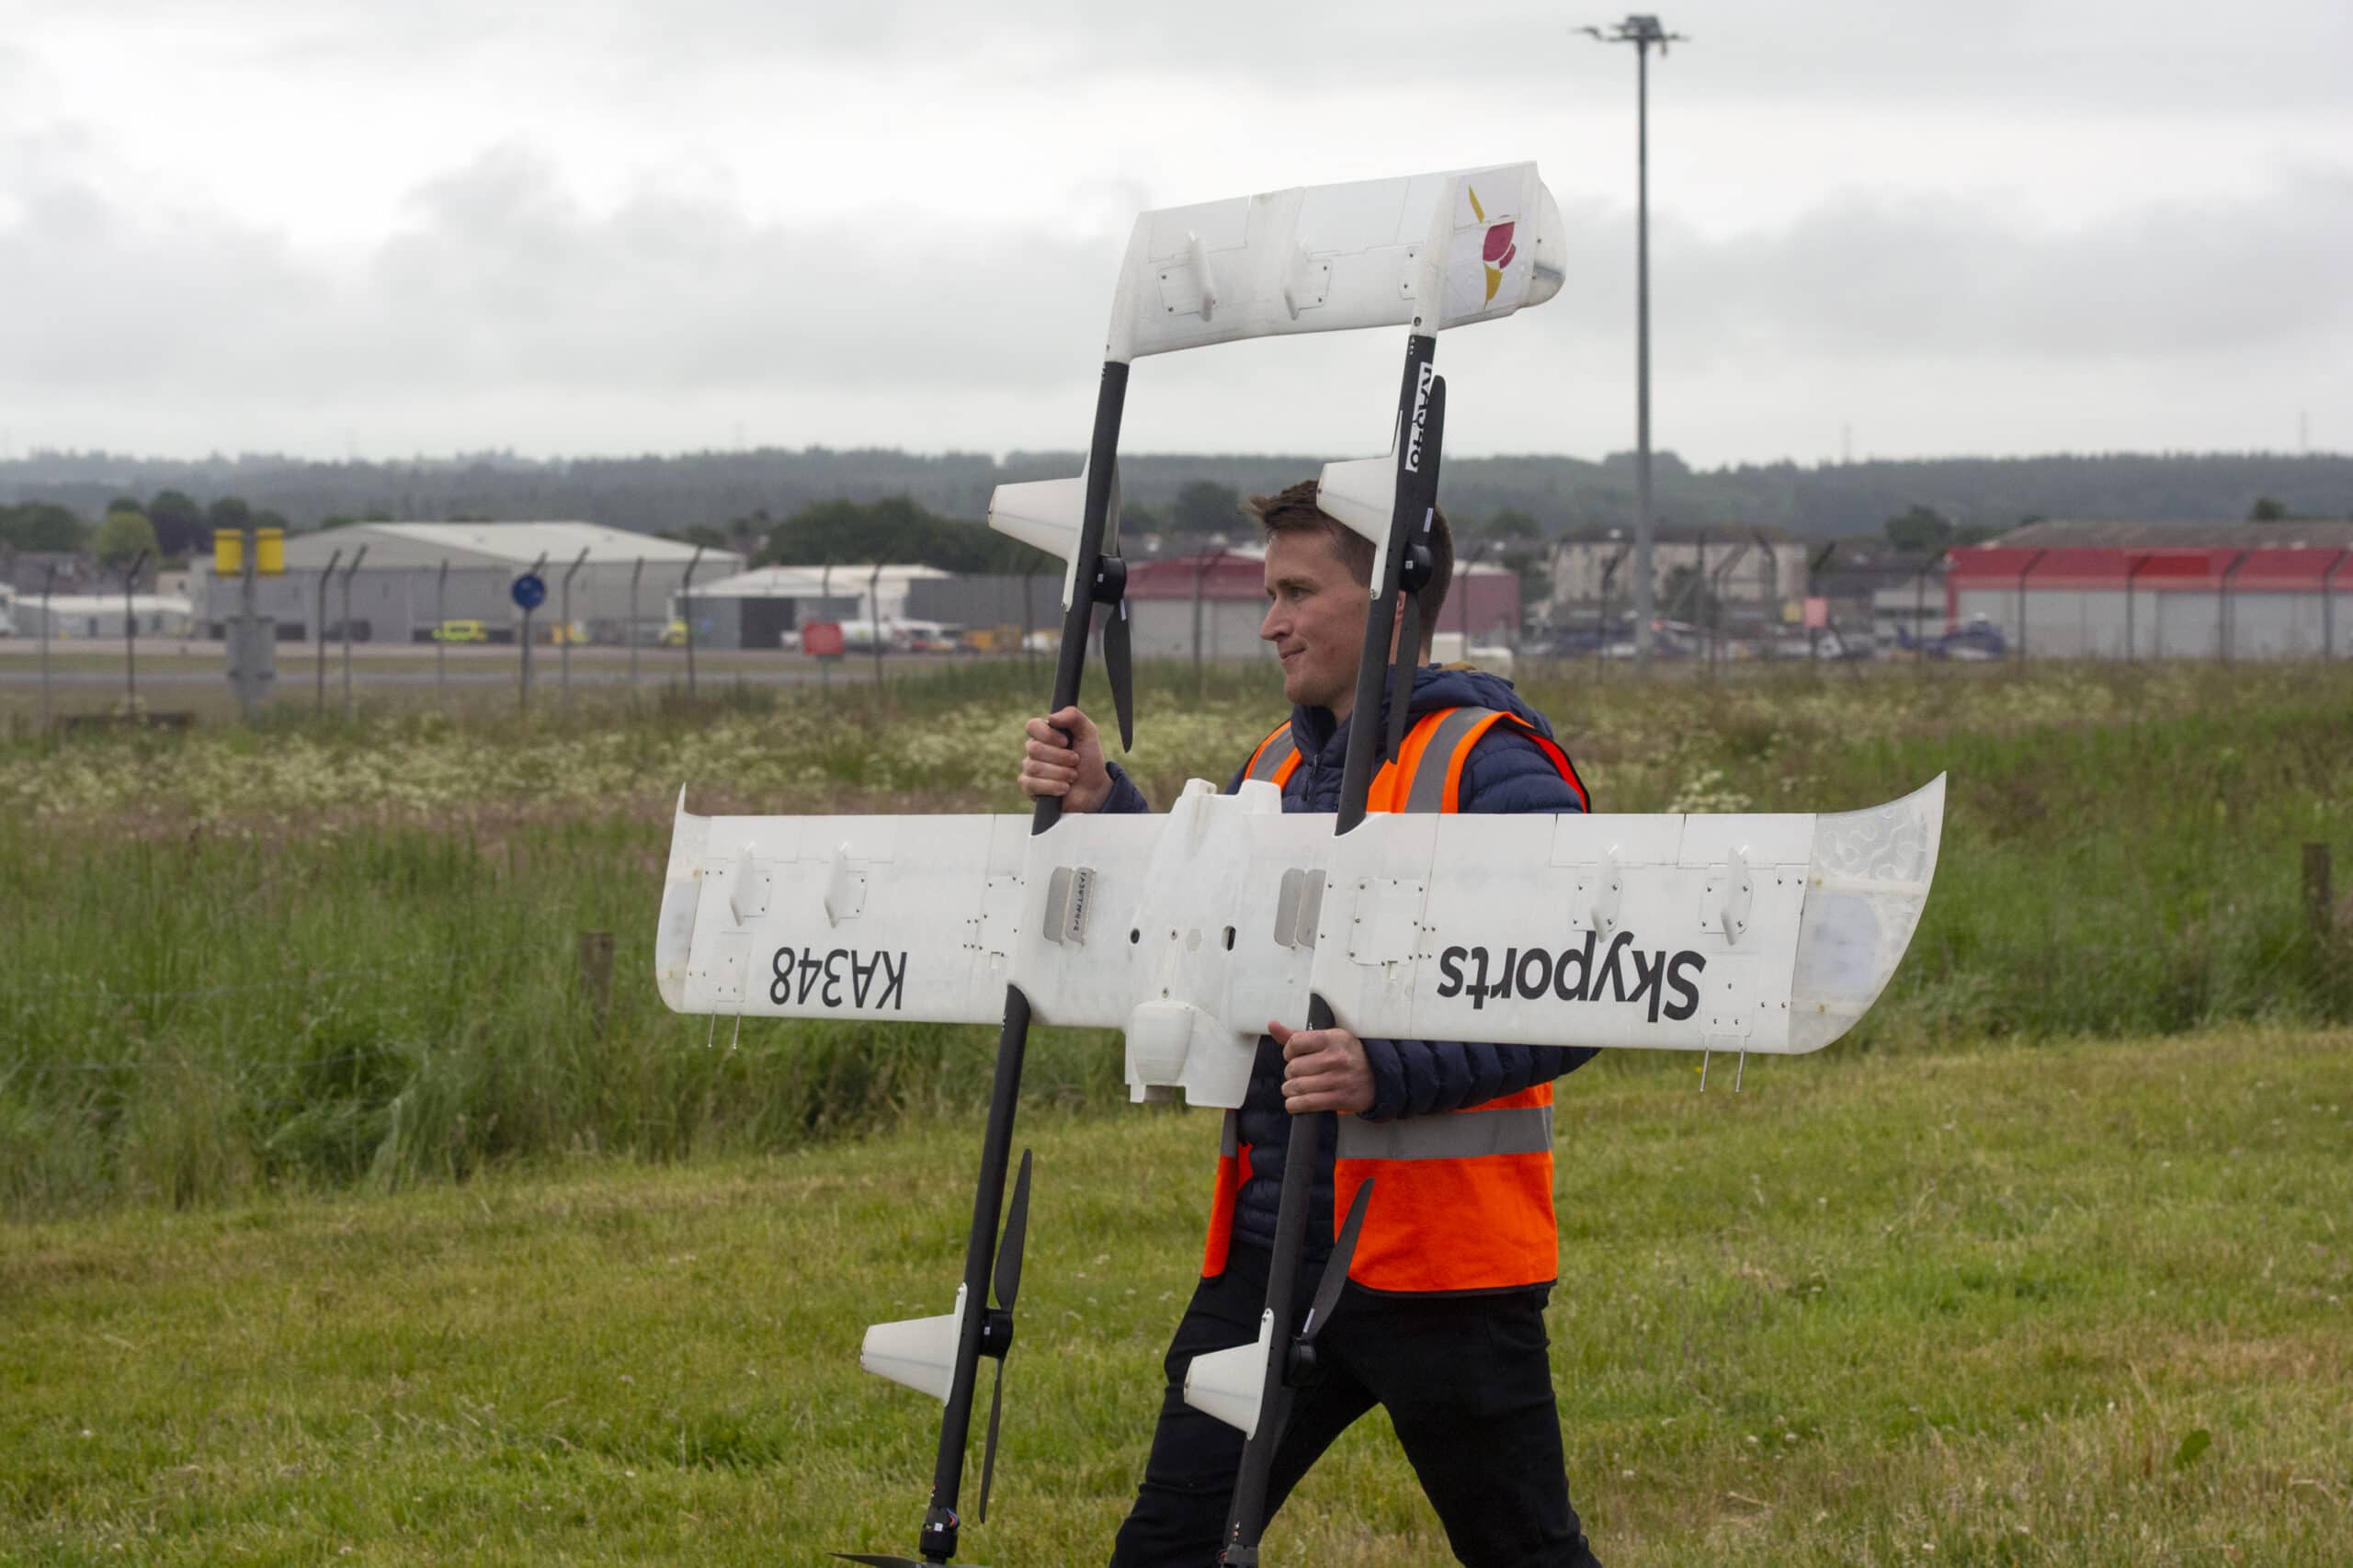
[
  {"xmin": 4, "ymin": 660, "xmax": 2351, "ymax": 1562},
  {"xmin": 3, "ymin": 660, "xmax": 2350, "ymax": 1213},
  {"xmin": 5, "ymin": 1026, "xmax": 2348, "ymax": 1564}
]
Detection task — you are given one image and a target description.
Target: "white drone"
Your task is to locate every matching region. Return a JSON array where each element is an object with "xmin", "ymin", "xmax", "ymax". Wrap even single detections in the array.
[{"xmin": 654, "ymin": 162, "xmax": 1944, "ymax": 1568}]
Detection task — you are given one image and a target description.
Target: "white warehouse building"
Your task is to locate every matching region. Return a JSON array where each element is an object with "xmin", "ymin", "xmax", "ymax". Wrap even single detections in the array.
[{"xmin": 189, "ymin": 522, "xmax": 744, "ymax": 643}]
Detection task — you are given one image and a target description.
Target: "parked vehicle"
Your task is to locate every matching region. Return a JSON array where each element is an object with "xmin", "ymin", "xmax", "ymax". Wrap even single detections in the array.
[
  {"xmin": 1764, "ymin": 629, "xmax": 1870, "ymax": 661},
  {"xmin": 834, "ymin": 618, "xmax": 961, "ymax": 653},
  {"xmin": 900, "ymin": 620, "xmax": 964, "ymax": 653},
  {"xmin": 1894, "ymin": 616, "xmax": 2006, "ymax": 662},
  {"xmin": 431, "ymin": 619, "xmax": 489, "ymax": 643}
]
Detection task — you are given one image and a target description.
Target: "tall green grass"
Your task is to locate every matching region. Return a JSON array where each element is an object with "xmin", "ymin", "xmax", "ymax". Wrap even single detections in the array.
[{"xmin": 2, "ymin": 661, "xmax": 2348, "ymax": 1214}]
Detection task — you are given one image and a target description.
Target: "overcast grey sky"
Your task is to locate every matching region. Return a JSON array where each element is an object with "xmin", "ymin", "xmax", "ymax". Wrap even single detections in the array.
[{"xmin": 2, "ymin": 0, "xmax": 2347, "ymax": 465}]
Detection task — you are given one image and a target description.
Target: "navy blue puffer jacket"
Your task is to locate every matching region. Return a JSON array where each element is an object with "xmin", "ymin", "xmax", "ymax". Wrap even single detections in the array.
[{"xmin": 1097, "ymin": 665, "xmax": 1597, "ymax": 1265}]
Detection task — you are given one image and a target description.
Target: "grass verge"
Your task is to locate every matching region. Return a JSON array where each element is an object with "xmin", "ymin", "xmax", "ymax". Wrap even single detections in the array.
[{"xmin": 3, "ymin": 1026, "xmax": 2347, "ymax": 1563}]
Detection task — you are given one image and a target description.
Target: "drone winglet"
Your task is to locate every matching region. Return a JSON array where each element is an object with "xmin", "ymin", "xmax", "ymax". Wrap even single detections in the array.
[{"xmin": 861, "ymin": 1284, "xmax": 965, "ymax": 1403}]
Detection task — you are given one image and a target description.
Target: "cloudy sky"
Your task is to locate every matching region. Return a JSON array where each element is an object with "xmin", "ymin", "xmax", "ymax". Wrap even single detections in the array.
[{"xmin": 2, "ymin": 0, "xmax": 2347, "ymax": 466}]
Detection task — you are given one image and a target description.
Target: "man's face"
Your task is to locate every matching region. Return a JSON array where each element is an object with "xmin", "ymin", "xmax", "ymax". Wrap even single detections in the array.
[{"xmin": 1260, "ymin": 528, "xmax": 1369, "ymax": 715}]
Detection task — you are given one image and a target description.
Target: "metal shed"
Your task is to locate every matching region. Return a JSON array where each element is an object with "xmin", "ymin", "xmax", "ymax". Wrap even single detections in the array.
[
  {"xmin": 676, "ymin": 564, "xmax": 952, "ymax": 650},
  {"xmin": 190, "ymin": 522, "xmax": 743, "ymax": 643}
]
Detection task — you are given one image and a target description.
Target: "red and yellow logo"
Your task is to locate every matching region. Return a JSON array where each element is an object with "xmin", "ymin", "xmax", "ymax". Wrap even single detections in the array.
[{"xmin": 1467, "ymin": 185, "xmax": 1518, "ymax": 306}]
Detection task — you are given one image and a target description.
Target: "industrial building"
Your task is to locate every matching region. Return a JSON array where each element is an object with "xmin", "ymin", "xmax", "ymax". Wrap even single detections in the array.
[
  {"xmin": 1544, "ymin": 532, "xmax": 1806, "ymax": 620},
  {"xmin": 14, "ymin": 593, "xmax": 195, "ymax": 640},
  {"xmin": 1945, "ymin": 520, "xmax": 2353, "ymax": 660},
  {"xmin": 189, "ymin": 522, "xmax": 743, "ymax": 642},
  {"xmin": 676, "ymin": 563, "xmax": 953, "ymax": 650}
]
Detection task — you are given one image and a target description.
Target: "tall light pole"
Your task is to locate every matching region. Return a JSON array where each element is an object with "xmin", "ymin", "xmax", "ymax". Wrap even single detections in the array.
[{"xmin": 1582, "ymin": 13, "xmax": 1687, "ymax": 668}]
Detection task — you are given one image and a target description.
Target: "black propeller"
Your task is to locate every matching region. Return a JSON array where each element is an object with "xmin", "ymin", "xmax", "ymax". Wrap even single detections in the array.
[
  {"xmin": 1089, "ymin": 465, "xmax": 1135, "ymax": 753},
  {"xmin": 976, "ymin": 1368, "xmax": 1007, "ymax": 1529},
  {"xmin": 1383, "ymin": 589, "xmax": 1425, "ymax": 764},
  {"xmin": 975, "ymin": 1149, "xmax": 1032, "ymax": 1525},
  {"xmin": 1298, "ymin": 1177, "xmax": 1373, "ymax": 1357},
  {"xmin": 1096, "ymin": 597, "xmax": 1135, "ymax": 753}
]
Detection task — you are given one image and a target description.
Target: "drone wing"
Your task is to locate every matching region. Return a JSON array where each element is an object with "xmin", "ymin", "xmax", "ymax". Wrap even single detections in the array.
[
  {"xmin": 657, "ymin": 776, "xmax": 1945, "ymax": 1106},
  {"xmin": 654, "ymin": 789, "xmax": 1025, "ymax": 1026}
]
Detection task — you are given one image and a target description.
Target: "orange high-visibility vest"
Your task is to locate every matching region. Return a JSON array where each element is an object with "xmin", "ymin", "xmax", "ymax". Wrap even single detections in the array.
[{"xmin": 1203, "ymin": 706, "xmax": 1589, "ymax": 1294}]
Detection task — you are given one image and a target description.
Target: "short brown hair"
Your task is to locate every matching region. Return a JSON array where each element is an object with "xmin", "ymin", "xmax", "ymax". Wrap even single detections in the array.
[{"xmin": 1243, "ymin": 480, "xmax": 1454, "ymax": 649}]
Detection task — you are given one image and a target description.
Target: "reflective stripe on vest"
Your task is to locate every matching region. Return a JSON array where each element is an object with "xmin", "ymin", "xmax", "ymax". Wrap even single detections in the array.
[
  {"xmin": 1335, "ymin": 1099, "xmax": 1554, "ymax": 1160},
  {"xmin": 1242, "ymin": 722, "xmax": 1301, "ymax": 790},
  {"xmin": 1202, "ymin": 704, "xmax": 1584, "ymax": 1293}
]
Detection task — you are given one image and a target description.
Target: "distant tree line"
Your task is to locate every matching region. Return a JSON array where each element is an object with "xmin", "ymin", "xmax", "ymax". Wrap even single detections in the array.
[
  {"xmin": 0, "ymin": 490, "xmax": 303, "ymax": 570},
  {"xmin": 5, "ymin": 449, "xmax": 2348, "ymax": 548},
  {"xmin": 661, "ymin": 496, "xmax": 1056, "ymax": 575}
]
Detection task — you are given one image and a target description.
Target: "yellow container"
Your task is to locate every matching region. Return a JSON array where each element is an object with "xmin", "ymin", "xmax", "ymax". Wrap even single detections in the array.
[{"xmin": 212, "ymin": 528, "xmax": 287, "ymax": 576}]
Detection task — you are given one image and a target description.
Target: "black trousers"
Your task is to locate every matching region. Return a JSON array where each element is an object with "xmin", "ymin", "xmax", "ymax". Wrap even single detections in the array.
[{"xmin": 1108, "ymin": 1245, "xmax": 1601, "ymax": 1568}]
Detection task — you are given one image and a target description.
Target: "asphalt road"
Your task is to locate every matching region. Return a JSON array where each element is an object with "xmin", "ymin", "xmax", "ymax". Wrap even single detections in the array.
[
  {"xmin": 0, "ymin": 640, "xmax": 1017, "ymax": 719},
  {"xmin": 0, "ymin": 638, "xmax": 1003, "ymax": 680}
]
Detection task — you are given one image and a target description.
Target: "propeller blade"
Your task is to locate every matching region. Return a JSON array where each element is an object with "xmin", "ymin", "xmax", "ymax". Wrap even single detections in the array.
[
  {"xmin": 1100, "ymin": 602, "xmax": 1135, "ymax": 752},
  {"xmin": 1384, "ymin": 595, "xmax": 1422, "ymax": 762},
  {"xmin": 977, "ymin": 1359, "xmax": 1006, "ymax": 1524},
  {"xmin": 994, "ymin": 1149, "xmax": 1032, "ymax": 1312},
  {"xmin": 1302, "ymin": 1177, "xmax": 1373, "ymax": 1346}
]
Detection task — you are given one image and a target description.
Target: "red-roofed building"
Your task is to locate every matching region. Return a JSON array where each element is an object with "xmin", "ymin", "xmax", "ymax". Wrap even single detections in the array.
[{"xmin": 1943, "ymin": 521, "xmax": 2353, "ymax": 659}]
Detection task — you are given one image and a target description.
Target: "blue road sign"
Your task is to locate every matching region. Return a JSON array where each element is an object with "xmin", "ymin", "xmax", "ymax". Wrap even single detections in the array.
[{"xmin": 510, "ymin": 574, "xmax": 548, "ymax": 611}]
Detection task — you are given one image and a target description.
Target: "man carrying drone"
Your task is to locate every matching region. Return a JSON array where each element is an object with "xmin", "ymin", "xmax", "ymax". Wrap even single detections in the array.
[
  {"xmin": 1019, "ymin": 481, "xmax": 1607, "ymax": 1567},
  {"xmin": 656, "ymin": 162, "xmax": 1938, "ymax": 1568}
]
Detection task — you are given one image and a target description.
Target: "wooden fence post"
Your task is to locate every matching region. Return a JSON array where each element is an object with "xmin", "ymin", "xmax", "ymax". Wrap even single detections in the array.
[{"xmin": 578, "ymin": 930, "xmax": 616, "ymax": 1038}]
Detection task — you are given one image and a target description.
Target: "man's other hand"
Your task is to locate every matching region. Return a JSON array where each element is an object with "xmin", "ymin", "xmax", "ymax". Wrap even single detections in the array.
[
  {"xmin": 1272, "ymin": 1018, "xmax": 1374, "ymax": 1115},
  {"xmin": 1019, "ymin": 706, "xmax": 1111, "ymax": 812}
]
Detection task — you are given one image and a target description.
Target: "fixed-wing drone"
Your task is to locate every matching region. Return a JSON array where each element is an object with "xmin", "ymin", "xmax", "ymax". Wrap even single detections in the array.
[{"xmin": 655, "ymin": 162, "xmax": 1944, "ymax": 1567}]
